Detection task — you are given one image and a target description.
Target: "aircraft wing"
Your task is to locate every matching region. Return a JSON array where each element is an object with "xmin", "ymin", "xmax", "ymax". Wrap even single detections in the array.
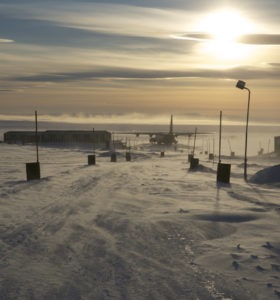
[{"xmin": 114, "ymin": 131, "xmax": 211, "ymax": 136}]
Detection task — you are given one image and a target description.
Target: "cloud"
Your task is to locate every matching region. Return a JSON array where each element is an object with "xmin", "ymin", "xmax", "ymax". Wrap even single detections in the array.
[
  {"xmin": 0, "ymin": 112, "xmax": 197, "ymax": 125},
  {"xmin": 0, "ymin": 89, "xmax": 13, "ymax": 92},
  {"xmin": 0, "ymin": 38, "xmax": 14, "ymax": 43},
  {"xmin": 0, "ymin": 112, "xmax": 278, "ymax": 127},
  {"xmin": 0, "ymin": 3, "xmax": 186, "ymax": 41},
  {"xmin": 237, "ymin": 34, "xmax": 280, "ymax": 45},
  {"xmin": 175, "ymin": 33, "xmax": 280, "ymax": 45},
  {"xmin": 10, "ymin": 64, "xmax": 280, "ymax": 83}
]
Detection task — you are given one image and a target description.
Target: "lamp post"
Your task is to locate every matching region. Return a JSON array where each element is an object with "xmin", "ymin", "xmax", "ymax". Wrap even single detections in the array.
[{"xmin": 236, "ymin": 80, "xmax": 251, "ymax": 181}]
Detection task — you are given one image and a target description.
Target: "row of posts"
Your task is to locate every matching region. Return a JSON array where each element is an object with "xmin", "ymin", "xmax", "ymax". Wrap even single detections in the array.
[
  {"xmin": 27, "ymin": 148, "xmax": 230, "ymax": 183},
  {"xmin": 26, "ymin": 111, "xmax": 231, "ymax": 184},
  {"xmin": 87, "ymin": 150, "xmax": 131, "ymax": 165},
  {"xmin": 188, "ymin": 113, "xmax": 231, "ymax": 184},
  {"xmin": 26, "ymin": 149, "xmax": 155, "ymax": 181}
]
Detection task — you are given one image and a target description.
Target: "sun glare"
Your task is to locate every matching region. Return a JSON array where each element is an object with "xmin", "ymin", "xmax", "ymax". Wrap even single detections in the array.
[
  {"xmin": 200, "ymin": 40, "xmax": 252, "ymax": 61},
  {"xmin": 196, "ymin": 9, "xmax": 255, "ymax": 61},
  {"xmin": 199, "ymin": 9, "xmax": 253, "ymax": 42}
]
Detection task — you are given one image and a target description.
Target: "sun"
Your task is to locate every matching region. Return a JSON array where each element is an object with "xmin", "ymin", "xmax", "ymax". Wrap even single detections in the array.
[
  {"xmin": 196, "ymin": 9, "xmax": 255, "ymax": 60},
  {"xmin": 198, "ymin": 9, "xmax": 253, "ymax": 42}
]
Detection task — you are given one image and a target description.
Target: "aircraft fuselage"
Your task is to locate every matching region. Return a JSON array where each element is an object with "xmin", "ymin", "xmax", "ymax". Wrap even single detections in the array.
[{"xmin": 149, "ymin": 133, "xmax": 177, "ymax": 145}]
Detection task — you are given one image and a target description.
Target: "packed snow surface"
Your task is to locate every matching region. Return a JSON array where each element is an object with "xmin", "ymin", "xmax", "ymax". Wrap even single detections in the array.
[{"xmin": 0, "ymin": 140, "xmax": 279, "ymax": 300}]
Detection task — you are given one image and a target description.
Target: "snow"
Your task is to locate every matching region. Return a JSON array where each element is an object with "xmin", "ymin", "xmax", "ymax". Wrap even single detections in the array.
[
  {"xmin": 249, "ymin": 165, "xmax": 280, "ymax": 185},
  {"xmin": 0, "ymin": 126, "xmax": 280, "ymax": 300}
]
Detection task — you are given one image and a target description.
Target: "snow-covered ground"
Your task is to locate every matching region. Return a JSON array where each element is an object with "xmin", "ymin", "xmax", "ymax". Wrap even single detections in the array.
[{"xmin": 0, "ymin": 127, "xmax": 279, "ymax": 299}]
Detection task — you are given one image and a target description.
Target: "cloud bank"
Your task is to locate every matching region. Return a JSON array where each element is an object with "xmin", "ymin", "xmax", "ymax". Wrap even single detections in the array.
[
  {"xmin": 176, "ymin": 33, "xmax": 280, "ymax": 45},
  {"xmin": 0, "ymin": 0, "xmax": 279, "ymax": 124},
  {"xmin": 10, "ymin": 64, "xmax": 280, "ymax": 83},
  {"xmin": 0, "ymin": 38, "xmax": 14, "ymax": 43}
]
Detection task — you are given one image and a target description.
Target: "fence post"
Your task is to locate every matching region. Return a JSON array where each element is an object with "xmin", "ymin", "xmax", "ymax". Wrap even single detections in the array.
[
  {"xmin": 111, "ymin": 152, "xmax": 117, "ymax": 162},
  {"xmin": 88, "ymin": 154, "xmax": 96, "ymax": 165},
  {"xmin": 26, "ymin": 111, "xmax": 41, "ymax": 181}
]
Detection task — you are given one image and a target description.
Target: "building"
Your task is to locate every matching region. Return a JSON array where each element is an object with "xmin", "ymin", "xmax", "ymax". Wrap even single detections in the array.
[
  {"xmin": 4, "ymin": 130, "xmax": 111, "ymax": 148},
  {"xmin": 275, "ymin": 136, "xmax": 280, "ymax": 155},
  {"xmin": 4, "ymin": 131, "xmax": 38, "ymax": 144}
]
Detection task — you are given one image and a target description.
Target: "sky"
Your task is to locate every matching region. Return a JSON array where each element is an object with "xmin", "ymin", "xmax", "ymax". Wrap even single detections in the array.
[{"xmin": 0, "ymin": 0, "xmax": 279, "ymax": 125}]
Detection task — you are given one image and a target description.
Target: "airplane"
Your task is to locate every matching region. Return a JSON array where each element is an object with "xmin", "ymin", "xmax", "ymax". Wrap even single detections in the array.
[
  {"xmin": 133, "ymin": 115, "xmax": 193, "ymax": 145},
  {"xmin": 113, "ymin": 115, "xmax": 213, "ymax": 148},
  {"xmin": 148, "ymin": 115, "xmax": 178, "ymax": 145}
]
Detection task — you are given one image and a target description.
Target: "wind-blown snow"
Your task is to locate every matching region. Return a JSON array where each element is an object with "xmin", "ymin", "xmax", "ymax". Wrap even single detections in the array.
[{"xmin": 0, "ymin": 136, "xmax": 279, "ymax": 299}]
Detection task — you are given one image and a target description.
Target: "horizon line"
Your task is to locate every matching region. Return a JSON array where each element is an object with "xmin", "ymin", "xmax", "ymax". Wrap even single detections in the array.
[{"xmin": 0, "ymin": 114, "xmax": 279, "ymax": 127}]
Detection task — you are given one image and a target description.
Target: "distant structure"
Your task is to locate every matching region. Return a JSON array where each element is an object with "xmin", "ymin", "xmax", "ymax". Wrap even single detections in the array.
[
  {"xmin": 4, "ymin": 130, "xmax": 111, "ymax": 148},
  {"xmin": 275, "ymin": 136, "xmax": 280, "ymax": 156},
  {"xmin": 150, "ymin": 115, "xmax": 177, "ymax": 145},
  {"xmin": 149, "ymin": 115, "xmax": 178, "ymax": 145}
]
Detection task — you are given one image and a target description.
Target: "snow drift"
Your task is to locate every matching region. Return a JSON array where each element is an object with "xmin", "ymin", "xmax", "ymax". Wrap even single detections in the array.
[{"xmin": 249, "ymin": 164, "xmax": 280, "ymax": 184}]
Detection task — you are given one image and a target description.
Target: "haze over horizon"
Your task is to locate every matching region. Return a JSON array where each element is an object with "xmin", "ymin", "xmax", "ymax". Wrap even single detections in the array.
[{"xmin": 0, "ymin": 0, "xmax": 279, "ymax": 125}]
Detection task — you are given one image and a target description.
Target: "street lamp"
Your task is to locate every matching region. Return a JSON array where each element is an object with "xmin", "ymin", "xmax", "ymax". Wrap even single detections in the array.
[{"xmin": 236, "ymin": 80, "xmax": 251, "ymax": 181}]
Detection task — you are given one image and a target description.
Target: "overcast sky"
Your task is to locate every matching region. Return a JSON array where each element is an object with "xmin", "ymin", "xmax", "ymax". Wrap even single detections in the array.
[{"xmin": 0, "ymin": 0, "xmax": 279, "ymax": 124}]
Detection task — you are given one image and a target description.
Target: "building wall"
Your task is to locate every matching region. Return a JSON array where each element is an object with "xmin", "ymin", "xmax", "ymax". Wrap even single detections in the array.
[
  {"xmin": 4, "ymin": 130, "xmax": 111, "ymax": 148},
  {"xmin": 4, "ymin": 131, "xmax": 41, "ymax": 144}
]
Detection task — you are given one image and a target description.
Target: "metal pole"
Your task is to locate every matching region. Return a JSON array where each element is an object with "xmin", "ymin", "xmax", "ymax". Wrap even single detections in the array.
[
  {"xmin": 244, "ymin": 88, "xmax": 251, "ymax": 181},
  {"xmin": 192, "ymin": 127, "xmax": 197, "ymax": 155},
  {"xmin": 213, "ymin": 137, "xmax": 215, "ymax": 164},
  {"xmin": 35, "ymin": 110, "xmax": 39, "ymax": 163},
  {"xmin": 93, "ymin": 128, "xmax": 95, "ymax": 154},
  {"xmin": 219, "ymin": 111, "xmax": 222, "ymax": 163}
]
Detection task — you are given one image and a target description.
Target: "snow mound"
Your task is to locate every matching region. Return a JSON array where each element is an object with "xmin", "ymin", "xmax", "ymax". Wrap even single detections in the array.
[{"xmin": 249, "ymin": 164, "xmax": 280, "ymax": 184}]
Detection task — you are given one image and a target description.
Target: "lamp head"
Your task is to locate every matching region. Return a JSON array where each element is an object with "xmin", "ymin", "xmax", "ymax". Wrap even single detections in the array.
[{"xmin": 236, "ymin": 80, "xmax": 246, "ymax": 90}]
